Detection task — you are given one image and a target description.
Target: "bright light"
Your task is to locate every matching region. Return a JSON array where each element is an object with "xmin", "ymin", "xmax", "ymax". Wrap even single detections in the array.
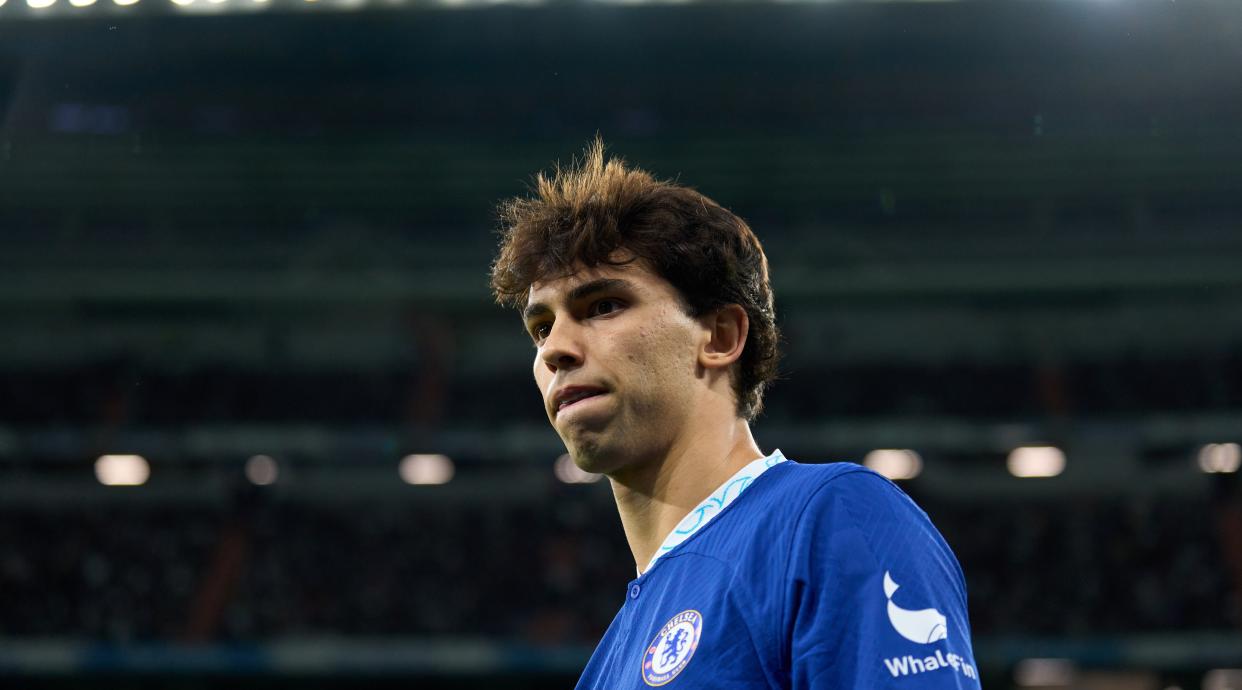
[
  {"xmin": 95, "ymin": 454, "xmax": 150, "ymax": 486},
  {"xmin": 245, "ymin": 454, "xmax": 279, "ymax": 485},
  {"xmin": 1204, "ymin": 669, "xmax": 1242, "ymax": 690},
  {"xmin": 1198, "ymin": 443, "xmax": 1241, "ymax": 474},
  {"xmin": 113, "ymin": 0, "xmax": 140, "ymax": 5},
  {"xmin": 863, "ymin": 449, "xmax": 922, "ymax": 480},
  {"xmin": 27, "ymin": 0, "xmax": 57, "ymax": 8},
  {"xmin": 170, "ymin": 0, "xmax": 194, "ymax": 5},
  {"xmin": 1014, "ymin": 658, "xmax": 1075, "ymax": 687},
  {"xmin": 554, "ymin": 453, "xmax": 603, "ymax": 484},
  {"xmin": 69, "ymin": 0, "xmax": 96, "ymax": 6},
  {"xmin": 399, "ymin": 454, "xmax": 454, "ymax": 485},
  {"xmin": 1007, "ymin": 446, "xmax": 1065, "ymax": 478}
]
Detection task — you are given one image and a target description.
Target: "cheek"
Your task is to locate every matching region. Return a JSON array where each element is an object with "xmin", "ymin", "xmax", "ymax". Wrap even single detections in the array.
[
  {"xmin": 532, "ymin": 355, "xmax": 551, "ymax": 390},
  {"xmin": 626, "ymin": 320, "xmax": 699, "ymax": 384}
]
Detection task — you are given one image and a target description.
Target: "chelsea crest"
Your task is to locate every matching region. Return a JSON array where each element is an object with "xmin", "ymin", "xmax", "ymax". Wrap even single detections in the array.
[{"xmin": 641, "ymin": 610, "xmax": 703, "ymax": 686}]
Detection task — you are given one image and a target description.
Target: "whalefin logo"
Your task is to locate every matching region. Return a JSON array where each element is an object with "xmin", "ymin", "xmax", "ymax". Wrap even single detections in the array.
[{"xmin": 883, "ymin": 571, "xmax": 947, "ymax": 644}]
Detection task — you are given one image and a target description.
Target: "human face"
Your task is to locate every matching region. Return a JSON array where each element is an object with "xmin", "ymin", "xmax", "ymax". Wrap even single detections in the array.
[{"xmin": 524, "ymin": 260, "xmax": 706, "ymax": 476}]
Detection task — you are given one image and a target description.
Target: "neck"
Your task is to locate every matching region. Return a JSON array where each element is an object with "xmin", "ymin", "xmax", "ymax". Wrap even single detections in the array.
[{"xmin": 607, "ymin": 416, "xmax": 764, "ymax": 575}]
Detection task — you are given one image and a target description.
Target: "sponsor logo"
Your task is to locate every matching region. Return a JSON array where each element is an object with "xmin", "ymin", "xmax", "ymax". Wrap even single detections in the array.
[
  {"xmin": 880, "ymin": 570, "xmax": 976, "ymax": 682},
  {"xmin": 884, "ymin": 571, "xmax": 947, "ymax": 643},
  {"xmin": 641, "ymin": 610, "xmax": 702, "ymax": 687},
  {"xmin": 883, "ymin": 649, "xmax": 977, "ymax": 680}
]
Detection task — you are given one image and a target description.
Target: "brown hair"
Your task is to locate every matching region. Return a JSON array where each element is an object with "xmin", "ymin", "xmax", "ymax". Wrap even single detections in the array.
[{"xmin": 490, "ymin": 139, "xmax": 780, "ymax": 421}]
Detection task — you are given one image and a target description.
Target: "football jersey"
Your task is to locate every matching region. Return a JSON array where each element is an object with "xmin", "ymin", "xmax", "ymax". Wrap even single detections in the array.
[{"xmin": 574, "ymin": 451, "xmax": 980, "ymax": 689}]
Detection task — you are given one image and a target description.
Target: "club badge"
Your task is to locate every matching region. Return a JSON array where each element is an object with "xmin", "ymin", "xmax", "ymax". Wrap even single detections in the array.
[{"xmin": 641, "ymin": 610, "xmax": 703, "ymax": 686}]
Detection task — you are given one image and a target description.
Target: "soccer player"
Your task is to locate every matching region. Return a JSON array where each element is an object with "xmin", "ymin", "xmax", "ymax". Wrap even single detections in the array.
[{"xmin": 490, "ymin": 141, "xmax": 981, "ymax": 689}]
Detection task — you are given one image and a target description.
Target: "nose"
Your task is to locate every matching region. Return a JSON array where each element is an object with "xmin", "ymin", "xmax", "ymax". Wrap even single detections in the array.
[{"xmin": 539, "ymin": 319, "xmax": 584, "ymax": 374}]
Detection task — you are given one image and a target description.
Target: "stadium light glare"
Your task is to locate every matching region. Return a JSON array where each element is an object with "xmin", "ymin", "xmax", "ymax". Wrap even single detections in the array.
[
  {"xmin": 554, "ymin": 453, "xmax": 603, "ymax": 484},
  {"xmin": 27, "ymin": 0, "xmax": 57, "ymax": 9},
  {"xmin": 95, "ymin": 454, "xmax": 150, "ymax": 486},
  {"xmin": 399, "ymin": 454, "xmax": 454, "ymax": 485},
  {"xmin": 1014, "ymin": 658, "xmax": 1075, "ymax": 687},
  {"xmin": 1007, "ymin": 446, "xmax": 1065, "ymax": 478},
  {"xmin": 1198, "ymin": 443, "xmax": 1241, "ymax": 474},
  {"xmin": 113, "ymin": 0, "xmax": 140, "ymax": 5},
  {"xmin": 69, "ymin": 0, "xmax": 97, "ymax": 6},
  {"xmin": 1204, "ymin": 670, "xmax": 1242, "ymax": 690},
  {"xmin": 245, "ymin": 454, "xmax": 279, "ymax": 485},
  {"xmin": 863, "ymin": 449, "xmax": 922, "ymax": 480}
]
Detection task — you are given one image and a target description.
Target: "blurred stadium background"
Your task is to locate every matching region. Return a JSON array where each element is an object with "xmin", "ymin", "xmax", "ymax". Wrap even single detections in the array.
[{"xmin": 2, "ymin": 0, "xmax": 1242, "ymax": 688}]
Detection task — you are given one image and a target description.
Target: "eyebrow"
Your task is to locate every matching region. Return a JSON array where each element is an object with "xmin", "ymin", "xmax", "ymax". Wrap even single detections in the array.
[{"xmin": 523, "ymin": 278, "xmax": 633, "ymax": 323}]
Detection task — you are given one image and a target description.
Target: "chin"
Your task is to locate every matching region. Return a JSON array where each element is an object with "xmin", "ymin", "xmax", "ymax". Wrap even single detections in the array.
[{"xmin": 566, "ymin": 438, "xmax": 625, "ymax": 476}]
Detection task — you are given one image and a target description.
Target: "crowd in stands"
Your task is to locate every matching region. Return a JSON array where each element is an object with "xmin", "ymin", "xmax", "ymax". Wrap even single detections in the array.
[
  {"xmin": 2, "ymin": 483, "xmax": 1237, "ymax": 644},
  {"xmin": 2, "ymin": 350, "xmax": 1242, "ymax": 428}
]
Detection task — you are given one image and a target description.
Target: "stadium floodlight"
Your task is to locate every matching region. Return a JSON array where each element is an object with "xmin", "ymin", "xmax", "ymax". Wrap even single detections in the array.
[
  {"xmin": 1014, "ymin": 658, "xmax": 1075, "ymax": 687},
  {"xmin": 1198, "ymin": 443, "xmax": 1241, "ymax": 474},
  {"xmin": 863, "ymin": 449, "xmax": 922, "ymax": 480},
  {"xmin": 1204, "ymin": 670, "xmax": 1242, "ymax": 690},
  {"xmin": 245, "ymin": 454, "xmax": 279, "ymax": 485},
  {"xmin": 554, "ymin": 453, "xmax": 603, "ymax": 484},
  {"xmin": 95, "ymin": 454, "xmax": 151, "ymax": 486},
  {"xmin": 113, "ymin": 0, "xmax": 140, "ymax": 5},
  {"xmin": 399, "ymin": 454, "xmax": 454, "ymax": 485},
  {"xmin": 27, "ymin": 0, "xmax": 57, "ymax": 9},
  {"xmin": 1007, "ymin": 446, "xmax": 1065, "ymax": 478},
  {"xmin": 69, "ymin": 0, "xmax": 96, "ymax": 6}
]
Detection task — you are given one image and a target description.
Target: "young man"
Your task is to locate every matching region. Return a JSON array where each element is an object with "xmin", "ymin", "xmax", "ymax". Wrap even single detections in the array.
[{"xmin": 490, "ymin": 141, "xmax": 980, "ymax": 689}]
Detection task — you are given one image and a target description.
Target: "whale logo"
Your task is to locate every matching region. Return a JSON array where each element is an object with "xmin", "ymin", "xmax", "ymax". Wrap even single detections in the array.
[{"xmin": 883, "ymin": 571, "xmax": 948, "ymax": 644}]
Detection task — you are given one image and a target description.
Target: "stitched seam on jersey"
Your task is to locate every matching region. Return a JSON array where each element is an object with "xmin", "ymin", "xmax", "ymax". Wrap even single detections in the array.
[
  {"xmin": 777, "ymin": 467, "xmax": 876, "ymax": 677},
  {"xmin": 835, "ymin": 473, "xmax": 970, "ymax": 619}
]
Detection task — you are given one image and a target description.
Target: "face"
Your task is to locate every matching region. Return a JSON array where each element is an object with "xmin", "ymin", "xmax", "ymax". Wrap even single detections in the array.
[{"xmin": 523, "ymin": 260, "xmax": 707, "ymax": 476}]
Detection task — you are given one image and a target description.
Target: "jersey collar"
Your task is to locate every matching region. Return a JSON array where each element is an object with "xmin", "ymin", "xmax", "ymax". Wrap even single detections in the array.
[{"xmin": 640, "ymin": 449, "xmax": 788, "ymax": 575}]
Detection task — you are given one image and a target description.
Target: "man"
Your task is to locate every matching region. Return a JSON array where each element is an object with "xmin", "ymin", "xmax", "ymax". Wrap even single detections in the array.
[{"xmin": 490, "ymin": 140, "xmax": 980, "ymax": 688}]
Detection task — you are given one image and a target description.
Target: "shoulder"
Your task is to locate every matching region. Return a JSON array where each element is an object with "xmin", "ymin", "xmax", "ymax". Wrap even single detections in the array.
[
  {"xmin": 760, "ymin": 458, "xmax": 958, "ymax": 589},
  {"xmin": 759, "ymin": 459, "xmax": 914, "ymax": 523},
  {"xmin": 774, "ymin": 459, "xmax": 968, "ymax": 613}
]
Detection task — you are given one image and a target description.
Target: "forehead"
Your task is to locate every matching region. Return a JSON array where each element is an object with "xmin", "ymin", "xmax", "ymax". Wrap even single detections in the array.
[{"xmin": 525, "ymin": 259, "xmax": 672, "ymax": 311}]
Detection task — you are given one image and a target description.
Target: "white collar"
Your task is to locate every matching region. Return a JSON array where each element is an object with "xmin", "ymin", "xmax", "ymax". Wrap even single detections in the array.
[{"xmin": 640, "ymin": 449, "xmax": 788, "ymax": 575}]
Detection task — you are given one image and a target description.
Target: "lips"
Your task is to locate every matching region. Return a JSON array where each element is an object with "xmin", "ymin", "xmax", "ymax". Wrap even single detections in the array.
[{"xmin": 552, "ymin": 385, "xmax": 608, "ymax": 417}]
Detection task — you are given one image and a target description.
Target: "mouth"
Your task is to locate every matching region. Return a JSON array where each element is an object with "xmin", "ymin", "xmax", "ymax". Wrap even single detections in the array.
[{"xmin": 552, "ymin": 386, "xmax": 609, "ymax": 418}]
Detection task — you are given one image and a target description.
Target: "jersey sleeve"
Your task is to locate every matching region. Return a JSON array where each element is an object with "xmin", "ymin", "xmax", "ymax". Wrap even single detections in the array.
[{"xmin": 783, "ymin": 469, "xmax": 981, "ymax": 689}]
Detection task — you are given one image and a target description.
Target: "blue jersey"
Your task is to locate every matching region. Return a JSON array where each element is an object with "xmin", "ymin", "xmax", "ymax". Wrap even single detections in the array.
[{"xmin": 574, "ymin": 453, "xmax": 980, "ymax": 689}]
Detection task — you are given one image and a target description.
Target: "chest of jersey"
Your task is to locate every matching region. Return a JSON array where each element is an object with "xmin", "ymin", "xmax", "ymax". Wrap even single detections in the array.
[{"xmin": 575, "ymin": 553, "xmax": 776, "ymax": 690}]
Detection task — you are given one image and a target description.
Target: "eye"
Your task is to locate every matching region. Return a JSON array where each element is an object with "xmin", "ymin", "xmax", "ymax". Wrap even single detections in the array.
[
  {"xmin": 589, "ymin": 298, "xmax": 624, "ymax": 317},
  {"xmin": 530, "ymin": 322, "xmax": 552, "ymax": 342}
]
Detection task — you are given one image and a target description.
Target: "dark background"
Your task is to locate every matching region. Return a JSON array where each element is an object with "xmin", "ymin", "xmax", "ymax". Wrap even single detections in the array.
[{"xmin": 1, "ymin": 0, "xmax": 1241, "ymax": 688}]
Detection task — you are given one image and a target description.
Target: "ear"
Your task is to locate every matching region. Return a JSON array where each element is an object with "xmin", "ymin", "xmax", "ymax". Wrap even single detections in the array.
[{"xmin": 698, "ymin": 304, "xmax": 749, "ymax": 371}]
